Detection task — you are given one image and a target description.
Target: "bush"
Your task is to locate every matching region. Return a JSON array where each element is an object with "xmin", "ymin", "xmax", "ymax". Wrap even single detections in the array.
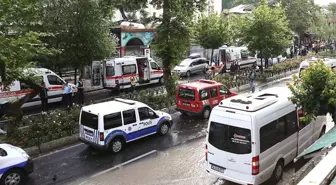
[{"xmin": 6, "ymin": 105, "xmax": 81, "ymax": 150}]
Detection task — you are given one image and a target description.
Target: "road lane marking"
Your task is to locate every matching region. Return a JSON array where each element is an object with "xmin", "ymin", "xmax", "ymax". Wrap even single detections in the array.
[
  {"xmin": 90, "ymin": 150, "xmax": 157, "ymax": 178},
  {"xmin": 33, "ymin": 143, "xmax": 84, "ymax": 160}
]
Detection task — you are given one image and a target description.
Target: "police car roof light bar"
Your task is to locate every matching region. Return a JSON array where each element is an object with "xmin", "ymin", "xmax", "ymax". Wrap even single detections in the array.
[{"xmin": 114, "ymin": 98, "xmax": 136, "ymax": 105}]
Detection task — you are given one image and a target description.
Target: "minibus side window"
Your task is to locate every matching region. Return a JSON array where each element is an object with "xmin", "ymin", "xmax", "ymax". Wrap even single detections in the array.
[
  {"xmin": 106, "ymin": 66, "xmax": 115, "ymax": 76},
  {"xmin": 285, "ymin": 111, "xmax": 298, "ymax": 135},
  {"xmin": 104, "ymin": 112, "xmax": 122, "ymax": 130},
  {"xmin": 47, "ymin": 75, "xmax": 64, "ymax": 85},
  {"xmin": 260, "ymin": 120, "xmax": 286, "ymax": 153}
]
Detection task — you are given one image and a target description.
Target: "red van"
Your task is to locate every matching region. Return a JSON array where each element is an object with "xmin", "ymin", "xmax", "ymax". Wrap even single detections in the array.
[{"xmin": 176, "ymin": 79, "xmax": 237, "ymax": 119}]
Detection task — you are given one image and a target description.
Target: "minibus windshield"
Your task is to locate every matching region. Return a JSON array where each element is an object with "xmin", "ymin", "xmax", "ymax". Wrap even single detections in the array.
[
  {"xmin": 208, "ymin": 121, "xmax": 251, "ymax": 154},
  {"xmin": 81, "ymin": 111, "xmax": 98, "ymax": 130}
]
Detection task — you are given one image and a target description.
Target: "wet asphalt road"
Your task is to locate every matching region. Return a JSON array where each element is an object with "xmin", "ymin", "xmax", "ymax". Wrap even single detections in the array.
[{"xmin": 26, "ymin": 79, "xmax": 291, "ymax": 185}]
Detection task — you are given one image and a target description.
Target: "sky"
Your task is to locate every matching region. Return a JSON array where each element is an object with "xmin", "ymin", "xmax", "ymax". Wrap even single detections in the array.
[{"xmin": 315, "ymin": 0, "xmax": 336, "ymax": 6}]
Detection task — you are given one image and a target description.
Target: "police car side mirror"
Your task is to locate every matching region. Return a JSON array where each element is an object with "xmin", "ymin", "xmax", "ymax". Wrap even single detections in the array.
[{"xmin": 149, "ymin": 111, "xmax": 158, "ymax": 118}]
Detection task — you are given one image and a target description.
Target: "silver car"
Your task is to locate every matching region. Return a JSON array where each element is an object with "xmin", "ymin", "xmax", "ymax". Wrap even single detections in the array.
[{"xmin": 173, "ymin": 58, "xmax": 208, "ymax": 77}]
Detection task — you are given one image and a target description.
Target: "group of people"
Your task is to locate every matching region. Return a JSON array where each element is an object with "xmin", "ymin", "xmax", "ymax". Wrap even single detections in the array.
[{"xmin": 40, "ymin": 79, "xmax": 84, "ymax": 112}]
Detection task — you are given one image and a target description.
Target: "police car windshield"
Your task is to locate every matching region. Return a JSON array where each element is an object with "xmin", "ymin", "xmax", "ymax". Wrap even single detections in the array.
[
  {"xmin": 81, "ymin": 111, "xmax": 98, "ymax": 130},
  {"xmin": 208, "ymin": 121, "xmax": 251, "ymax": 154},
  {"xmin": 178, "ymin": 88, "xmax": 195, "ymax": 100},
  {"xmin": 178, "ymin": 59, "xmax": 191, "ymax": 67}
]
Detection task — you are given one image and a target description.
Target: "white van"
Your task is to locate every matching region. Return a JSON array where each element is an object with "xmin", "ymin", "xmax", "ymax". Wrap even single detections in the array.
[
  {"xmin": 78, "ymin": 98, "xmax": 173, "ymax": 153},
  {"xmin": 0, "ymin": 68, "xmax": 77, "ymax": 108},
  {"xmin": 205, "ymin": 87, "xmax": 327, "ymax": 185},
  {"xmin": 103, "ymin": 56, "xmax": 164, "ymax": 90},
  {"xmin": 298, "ymin": 57, "xmax": 336, "ymax": 78},
  {"xmin": 218, "ymin": 45, "xmax": 257, "ymax": 70}
]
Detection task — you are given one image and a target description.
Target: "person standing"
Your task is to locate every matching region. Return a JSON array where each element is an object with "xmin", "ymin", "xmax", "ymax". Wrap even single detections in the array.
[
  {"xmin": 63, "ymin": 82, "xmax": 73, "ymax": 108},
  {"xmin": 130, "ymin": 76, "xmax": 136, "ymax": 92},
  {"xmin": 40, "ymin": 82, "xmax": 49, "ymax": 112},
  {"xmin": 248, "ymin": 63, "xmax": 256, "ymax": 93},
  {"xmin": 76, "ymin": 78, "xmax": 84, "ymax": 104}
]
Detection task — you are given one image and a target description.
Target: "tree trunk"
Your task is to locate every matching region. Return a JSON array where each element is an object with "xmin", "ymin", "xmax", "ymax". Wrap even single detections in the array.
[
  {"xmin": 74, "ymin": 67, "xmax": 77, "ymax": 84},
  {"xmin": 162, "ymin": 0, "xmax": 171, "ymax": 81},
  {"xmin": 0, "ymin": 61, "xmax": 5, "ymax": 82},
  {"xmin": 259, "ymin": 52, "xmax": 263, "ymax": 73},
  {"xmin": 119, "ymin": 7, "xmax": 128, "ymax": 20},
  {"xmin": 211, "ymin": 49, "xmax": 214, "ymax": 65}
]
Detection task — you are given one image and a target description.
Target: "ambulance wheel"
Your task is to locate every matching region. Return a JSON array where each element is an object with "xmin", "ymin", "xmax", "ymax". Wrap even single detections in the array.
[
  {"xmin": 109, "ymin": 138, "xmax": 124, "ymax": 153},
  {"xmin": 0, "ymin": 168, "xmax": 26, "ymax": 185},
  {"xmin": 271, "ymin": 160, "xmax": 284, "ymax": 183},
  {"xmin": 158, "ymin": 122, "xmax": 170, "ymax": 136},
  {"xmin": 186, "ymin": 70, "xmax": 191, "ymax": 77},
  {"xmin": 202, "ymin": 107, "xmax": 211, "ymax": 119}
]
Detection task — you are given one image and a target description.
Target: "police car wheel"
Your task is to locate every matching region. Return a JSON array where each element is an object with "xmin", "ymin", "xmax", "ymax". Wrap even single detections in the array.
[
  {"xmin": 202, "ymin": 107, "xmax": 211, "ymax": 119},
  {"xmin": 109, "ymin": 138, "xmax": 123, "ymax": 153},
  {"xmin": 158, "ymin": 122, "xmax": 170, "ymax": 136},
  {"xmin": 1, "ymin": 169, "xmax": 26, "ymax": 185}
]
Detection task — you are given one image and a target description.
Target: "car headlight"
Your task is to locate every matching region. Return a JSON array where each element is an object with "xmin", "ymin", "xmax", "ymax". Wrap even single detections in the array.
[{"xmin": 22, "ymin": 152, "xmax": 30, "ymax": 159}]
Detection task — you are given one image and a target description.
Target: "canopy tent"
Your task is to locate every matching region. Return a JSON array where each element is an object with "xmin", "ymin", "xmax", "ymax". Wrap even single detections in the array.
[{"xmin": 294, "ymin": 126, "xmax": 336, "ymax": 162}]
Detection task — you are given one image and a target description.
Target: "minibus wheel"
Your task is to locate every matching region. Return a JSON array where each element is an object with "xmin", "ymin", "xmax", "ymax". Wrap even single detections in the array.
[
  {"xmin": 109, "ymin": 138, "xmax": 124, "ymax": 153},
  {"xmin": 186, "ymin": 71, "xmax": 191, "ymax": 77},
  {"xmin": 202, "ymin": 107, "xmax": 211, "ymax": 119},
  {"xmin": 159, "ymin": 77, "xmax": 164, "ymax": 85},
  {"xmin": 271, "ymin": 160, "xmax": 284, "ymax": 183}
]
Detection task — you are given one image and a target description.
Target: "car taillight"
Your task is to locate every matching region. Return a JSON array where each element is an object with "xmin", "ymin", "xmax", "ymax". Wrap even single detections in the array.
[
  {"xmin": 100, "ymin": 132, "xmax": 104, "ymax": 141},
  {"xmin": 115, "ymin": 79, "xmax": 119, "ymax": 84},
  {"xmin": 252, "ymin": 156, "xmax": 259, "ymax": 175},
  {"xmin": 196, "ymin": 103, "xmax": 199, "ymax": 108},
  {"xmin": 205, "ymin": 144, "xmax": 208, "ymax": 161}
]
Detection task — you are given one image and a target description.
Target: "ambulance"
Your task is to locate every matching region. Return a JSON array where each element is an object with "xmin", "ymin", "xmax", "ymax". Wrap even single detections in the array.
[
  {"xmin": 103, "ymin": 56, "xmax": 164, "ymax": 90},
  {"xmin": 0, "ymin": 68, "xmax": 77, "ymax": 108},
  {"xmin": 218, "ymin": 45, "xmax": 257, "ymax": 70},
  {"xmin": 298, "ymin": 57, "xmax": 336, "ymax": 78}
]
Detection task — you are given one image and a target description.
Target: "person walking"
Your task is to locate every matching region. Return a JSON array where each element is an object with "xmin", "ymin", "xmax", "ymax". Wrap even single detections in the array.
[
  {"xmin": 63, "ymin": 81, "xmax": 73, "ymax": 108},
  {"xmin": 76, "ymin": 78, "xmax": 84, "ymax": 104},
  {"xmin": 40, "ymin": 82, "xmax": 49, "ymax": 112},
  {"xmin": 248, "ymin": 63, "xmax": 257, "ymax": 93}
]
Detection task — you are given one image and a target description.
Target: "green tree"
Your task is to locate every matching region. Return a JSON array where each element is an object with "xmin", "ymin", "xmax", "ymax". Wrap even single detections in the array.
[
  {"xmin": 150, "ymin": 0, "xmax": 206, "ymax": 96},
  {"xmin": 237, "ymin": 0, "xmax": 291, "ymax": 72},
  {"xmin": 194, "ymin": 13, "xmax": 230, "ymax": 64},
  {"xmin": 281, "ymin": 0, "xmax": 320, "ymax": 43},
  {"xmin": 41, "ymin": 0, "xmax": 117, "ymax": 82},
  {"xmin": 233, "ymin": 0, "xmax": 259, "ymax": 6},
  {"xmin": 0, "ymin": 0, "xmax": 55, "ymax": 130},
  {"xmin": 287, "ymin": 61, "xmax": 336, "ymax": 125},
  {"xmin": 100, "ymin": 0, "xmax": 148, "ymax": 21}
]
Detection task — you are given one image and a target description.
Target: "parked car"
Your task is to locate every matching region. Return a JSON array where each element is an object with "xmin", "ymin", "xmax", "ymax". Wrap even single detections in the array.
[
  {"xmin": 173, "ymin": 57, "xmax": 209, "ymax": 77},
  {"xmin": 176, "ymin": 79, "xmax": 237, "ymax": 119},
  {"xmin": 0, "ymin": 144, "xmax": 34, "ymax": 185}
]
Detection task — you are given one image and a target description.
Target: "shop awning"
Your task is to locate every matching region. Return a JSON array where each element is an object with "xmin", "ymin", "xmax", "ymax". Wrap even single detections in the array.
[{"xmin": 294, "ymin": 127, "xmax": 336, "ymax": 162}]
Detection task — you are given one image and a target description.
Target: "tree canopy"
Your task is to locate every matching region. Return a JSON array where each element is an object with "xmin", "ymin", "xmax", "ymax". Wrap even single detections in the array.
[
  {"xmin": 193, "ymin": 13, "xmax": 230, "ymax": 62},
  {"xmin": 237, "ymin": 0, "xmax": 291, "ymax": 71},
  {"xmin": 287, "ymin": 61, "xmax": 336, "ymax": 125}
]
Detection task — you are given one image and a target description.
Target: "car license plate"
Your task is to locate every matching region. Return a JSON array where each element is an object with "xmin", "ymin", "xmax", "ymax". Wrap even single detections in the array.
[
  {"xmin": 211, "ymin": 164, "xmax": 225, "ymax": 173},
  {"xmin": 182, "ymin": 102, "xmax": 190, "ymax": 106}
]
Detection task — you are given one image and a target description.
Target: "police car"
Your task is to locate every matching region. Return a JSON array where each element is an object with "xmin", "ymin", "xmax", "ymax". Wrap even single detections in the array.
[
  {"xmin": 0, "ymin": 144, "xmax": 34, "ymax": 185},
  {"xmin": 78, "ymin": 98, "xmax": 173, "ymax": 153}
]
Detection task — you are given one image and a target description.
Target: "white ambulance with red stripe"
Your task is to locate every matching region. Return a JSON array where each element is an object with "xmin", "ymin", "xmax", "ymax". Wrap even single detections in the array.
[
  {"xmin": 103, "ymin": 56, "xmax": 164, "ymax": 90},
  {"xmin": 218, "ymin": 45, "xmax": 257, "ymax": 70},
  {"xmin": 0, "ymin": 68, "xmax": 77, "ymax": 108}
]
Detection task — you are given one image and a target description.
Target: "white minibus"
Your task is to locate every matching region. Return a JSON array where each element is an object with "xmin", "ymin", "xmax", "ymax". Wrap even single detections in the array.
[{"xmin": 205, "ymin": 87, "xmax": 327, "ymax": 185}]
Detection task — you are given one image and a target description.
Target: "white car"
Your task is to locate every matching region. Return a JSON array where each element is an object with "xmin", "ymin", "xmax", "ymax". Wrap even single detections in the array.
[
  {"xmin": 79, "ymin": 98, "xmax": 173, "ymax": 153},
  {"xmin": 173, "ymin": 57, "xmax": 208, "ymax": 77},
  {"xmin": 0, "ymin": 144, "xmax": 34, "ymax": 185}
]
